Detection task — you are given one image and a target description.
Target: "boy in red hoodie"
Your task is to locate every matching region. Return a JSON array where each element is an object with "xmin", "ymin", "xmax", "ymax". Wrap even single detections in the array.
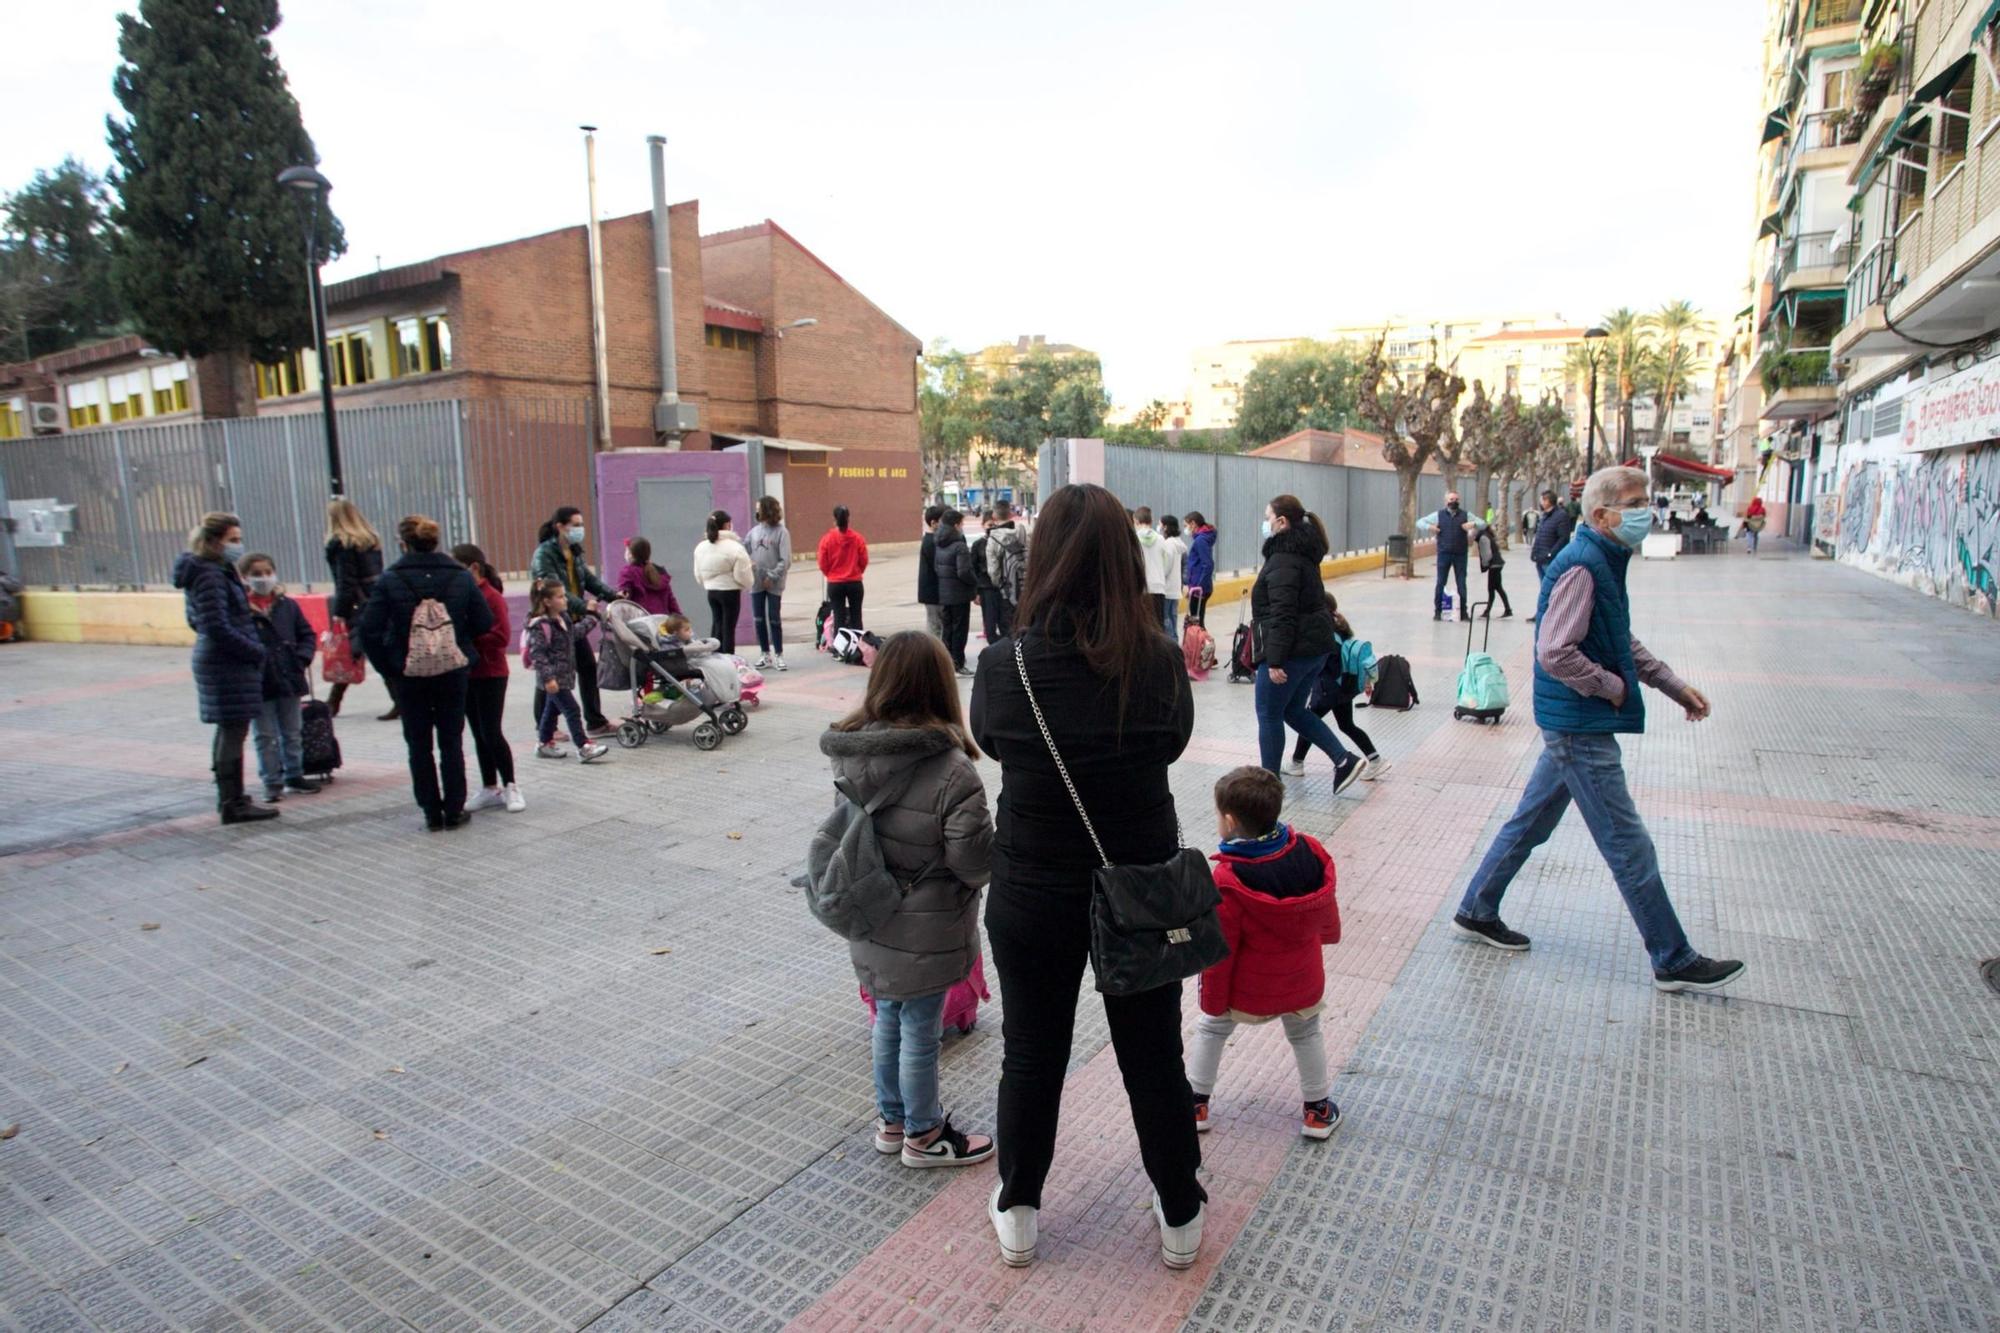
[{"xmin": 1190, "ymin": 766, "xmax": 1342, "ymax": 1139}]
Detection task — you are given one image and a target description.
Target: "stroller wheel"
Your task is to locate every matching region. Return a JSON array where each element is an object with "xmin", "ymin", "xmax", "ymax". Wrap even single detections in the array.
[
  {"xmin": 692, "ymin": 721, "xmax": 723, "ymax": 751},
  {"xmin": 647, "ymin": 717, "xmax": 671, "ymax": 735},
  {"xmin": 720, "ymin": 704, "xmax": 749, "ymax": 735},
  {"xmin": 616, "ymin": 721, "xmax": 646, "ymax": 749}
]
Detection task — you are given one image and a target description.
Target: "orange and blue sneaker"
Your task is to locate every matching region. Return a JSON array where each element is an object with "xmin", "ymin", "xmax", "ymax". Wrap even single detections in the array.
[
  {"xmin": 1302, "ymin": 1098, "xmax": 1341, "ymax": 1140},
  {"xmin": 1192, "ymin": 1094, "xmax": 1212, "ymax": 1134}
]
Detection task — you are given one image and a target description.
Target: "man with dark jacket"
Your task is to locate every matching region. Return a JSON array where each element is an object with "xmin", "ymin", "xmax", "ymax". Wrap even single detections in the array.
[
  {"xmin": 918, "ymin": 505, "xmax": 944, "ymax": 640},
  {"xmin": 358, "ymin": 514, "xmax": 494, "ymax": 830},
  {"xmin": 1452, "ymin": 467, "xmax": 1742, "ymax": 994},
  {"xmin": 1418, "ymin": 492, "xmax": 1471, "ymax": 621},
  {"xmin": 932, "ymin": 508, "xmax": 979, "ymax": 676},
  {"xmin": 971, "ymin": 513, "xmax": 1004, "ymax": 645},
  {"xmin": 1528, "ymin": 490, "xmax": 1575, "ymax": 623},
  {"xmin": 983, "ymin": 500, "xmax": 1028, "ymax": 636}
]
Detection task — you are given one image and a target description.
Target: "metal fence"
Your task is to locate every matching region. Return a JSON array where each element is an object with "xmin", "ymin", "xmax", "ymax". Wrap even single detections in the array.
[
  {"xmin": 1036, "ymin": 440, "xmax": 1447, "ymax": 573},
  {"xmin": 0, "ymin": 398, "xmax": 595, "ymax": 588}
]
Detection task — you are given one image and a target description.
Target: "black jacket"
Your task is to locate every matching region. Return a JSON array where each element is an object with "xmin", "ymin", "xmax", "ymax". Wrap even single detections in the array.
[
  {"xmin": 1474, "ymin": 526, "xmax": 1504, "ymax": 572},
  {"xmin": 1251, "ymin": 524, "xmax": 1337, "ymax": 667},
  {"xmin": 325, "ymin": 539, "xmax": 384, "ymax": 623},
  {"xmin": 356, "ymin": 550, "xmax": 494, "ymax": 680},
  {"xmin": 1530, "ymin": 505, "xmax": 1575, "ymax": 565},
  {"xmin": 917, "ymin": 530, "xmax": 940, "ymax": 606},
  {"xmin": 932, "ymin": 523, "xmax": 978, "ymax": 607},
  {"xmin": 1432, "ymin": 506, "xmax": 1469, "ymax": 558},
  {"xmin": 252, "ymin": 595, "xmax": 317, "ymax": 699},
  {"xmin": 971, "ymin": 622, "xmax": 1192, "ymax": 893},
  {"xmin": 174, "ymin": 553, "xmax": 265, "ymax": 724},
  {"xmin": 971, "ymin": 533, "xmax": 998, "ymax": 591}
]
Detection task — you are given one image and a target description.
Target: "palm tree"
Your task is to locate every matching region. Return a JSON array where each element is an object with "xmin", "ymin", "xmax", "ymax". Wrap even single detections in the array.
[
  {"xmin": 1641, "ymin": 301, "xmax": 1712, "ymax": 449},
  {"xmin": 1598, "ymin": 307, "xmax": 1651, "ymax": 458}
]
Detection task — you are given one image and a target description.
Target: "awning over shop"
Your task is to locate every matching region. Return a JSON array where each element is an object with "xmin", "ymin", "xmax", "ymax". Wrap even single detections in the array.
[{"xmin": 1653, "ymin": 453, "xmax": 1735, "ymax": 483}]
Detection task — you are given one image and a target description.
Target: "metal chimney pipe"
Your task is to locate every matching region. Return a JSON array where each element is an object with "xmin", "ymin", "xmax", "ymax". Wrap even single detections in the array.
[
  {"xmin": 648, "ymin": 135, "xmax": 684, "ymax": 440},
  {"xmin": 581, "ymin": 126, "xmax": 612, "ymax": 451}
]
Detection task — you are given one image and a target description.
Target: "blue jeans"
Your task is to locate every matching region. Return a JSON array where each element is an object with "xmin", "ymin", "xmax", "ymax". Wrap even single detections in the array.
[
  {"xmin": 1255, "ymin": 654, "xmax": 1354, "ymax": 773},
  {"xmin": 750, "ymin": 590, "xmax": 783, "ymax": 654},
  {"xmin": 872, "ymin": 991, "xmax": 946, "ymax": 1135},
  {"xmin": 1457, "ymin": 730, "xmax": 1696, "ymax": 973},
  {"xmin": 1161, "ymin": 596, "xmax": 1178, "ymax": 639},
  {"xmin": 536, "ymin": 687, "xmax": 586, "ymax": 746},
  {"xmin": 1434, "ymin": 551, "xmax": 1468, "ymax": 614},
  {"xmin": 251, "ymin": 695, "xmax": 303, "ymax": 792}
]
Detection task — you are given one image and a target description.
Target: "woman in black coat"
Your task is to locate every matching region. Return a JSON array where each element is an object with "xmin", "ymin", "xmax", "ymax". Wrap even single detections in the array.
[
  {"xmin": 1252, "ymin": 494, "xmax": 1361, "ymax": 792},
  {"xmin": 172, "ymin": 511, "xmax": 277, "ymax": 825},
  {"xmin": 969, "ymin": 482, "xmax": 1205, "ymax": 1271},
  {"xmin": 325, "ymin": 498, "xmax": 386, "ymax": 718}
]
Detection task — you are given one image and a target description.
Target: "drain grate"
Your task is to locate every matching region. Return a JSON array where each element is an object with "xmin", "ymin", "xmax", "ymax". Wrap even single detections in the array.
[{"xmin": 1986, "ymin": 959, "xmax": 2000, "ymax": 997}]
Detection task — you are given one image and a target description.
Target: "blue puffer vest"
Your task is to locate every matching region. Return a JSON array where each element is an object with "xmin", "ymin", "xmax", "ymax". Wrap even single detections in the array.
[{"xmin": 1531, "ymin": 526, "xmax": 1644, "ymax": 735}]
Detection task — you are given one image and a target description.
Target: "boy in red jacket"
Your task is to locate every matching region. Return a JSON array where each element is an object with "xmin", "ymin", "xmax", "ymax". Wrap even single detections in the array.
[{"xmin": 1190, "ymin": 766, "xmax": 1342, "ymax": 1139}]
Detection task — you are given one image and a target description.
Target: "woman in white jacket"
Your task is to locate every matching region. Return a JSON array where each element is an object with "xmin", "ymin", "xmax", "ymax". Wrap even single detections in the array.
[
  {"xmin": 1158, "ymin": 514, "xmax": 1188, "ymax": 638},
  {"xmin": 692, "ymin": 509, "xmax": 755, "ymax": 654}
]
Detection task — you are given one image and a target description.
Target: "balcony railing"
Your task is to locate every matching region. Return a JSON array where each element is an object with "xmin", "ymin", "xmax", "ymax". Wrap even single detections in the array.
[
  {"xmin": 1760, "ymin": 345, "xmax": 1839, "ymax": 391},
  {"xmin": 1793, "ymin": 107, "xmax": 1861, "ymax": 151},
  {"xmin": 1847, "ymin": 238, "xmax": 1892, "ymax": 310},
  {"xmin": 1804, "ymin": 0, "xmax": 1861, "ymax": 30}
]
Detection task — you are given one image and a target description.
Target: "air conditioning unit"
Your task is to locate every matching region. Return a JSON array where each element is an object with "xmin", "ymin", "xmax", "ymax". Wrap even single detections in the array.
[{"xmin": 28, "ymin": 402, "xmax": 62, "ymax": 434}]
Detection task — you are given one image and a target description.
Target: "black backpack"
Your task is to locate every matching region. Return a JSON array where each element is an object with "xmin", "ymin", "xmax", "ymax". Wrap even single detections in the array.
[{"xmin": 1370, "ymin": 654, "xmax": 1419, "ymax": 710}]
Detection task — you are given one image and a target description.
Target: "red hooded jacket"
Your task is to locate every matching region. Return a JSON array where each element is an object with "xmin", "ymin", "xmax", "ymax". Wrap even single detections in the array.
[
  {"xmin": 1199, "ymin": 827, "xmax": 1339, "ymax": 1019},
  {"xmin": 817, "ymin": 527, "xmax": 870, "ymax": 582}
]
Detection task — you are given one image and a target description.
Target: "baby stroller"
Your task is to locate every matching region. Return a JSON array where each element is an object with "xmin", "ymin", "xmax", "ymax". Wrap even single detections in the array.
[{"xmin": 601, "ymin": 611, "xmax": 749, "ymax": 751}]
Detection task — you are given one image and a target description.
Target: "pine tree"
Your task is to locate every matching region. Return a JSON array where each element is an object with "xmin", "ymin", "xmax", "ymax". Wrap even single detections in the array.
[
  {"xmin": 106, "ymin": 0, "xmax": 343, "ymax": 363},
  {"xmin": 0, "ymin": 158, "xmax": 127, "ymax": 359}
]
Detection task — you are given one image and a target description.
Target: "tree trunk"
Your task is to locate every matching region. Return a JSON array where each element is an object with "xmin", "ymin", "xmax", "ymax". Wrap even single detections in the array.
[
  {"xmin": 1497, "ymin": 467, "xmax": 1517, "ymax": 548},
  {"xmin": 1395, "ymin": 464, "xmax": 1420, "ymax": 562},
  {"xmin": 1473, "ymin": 465, "xmax": 1492, "ymax": 518},
  {"xmin": 1439, "ymin": 460, "xmax": 1459, "ymax": 498}
]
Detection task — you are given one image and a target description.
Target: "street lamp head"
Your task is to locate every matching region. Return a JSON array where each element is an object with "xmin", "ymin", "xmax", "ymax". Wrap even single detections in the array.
[
  {"xmin": 1584, "ymin": 326, "xmax": 1609, "ymax": 339},
  {"xmin": 276, "ymin": 165, "xmax": 332, "ymax": 198},
  {"xmin": 777, "ymin": 318, "xmax": 818, "ymax": 330}
]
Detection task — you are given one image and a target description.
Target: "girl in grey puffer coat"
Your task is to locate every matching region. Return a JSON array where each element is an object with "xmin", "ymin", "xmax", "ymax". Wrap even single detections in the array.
[{"xmin": 819, "ymin": 630, "xmax": 995, "ymax": 1168}]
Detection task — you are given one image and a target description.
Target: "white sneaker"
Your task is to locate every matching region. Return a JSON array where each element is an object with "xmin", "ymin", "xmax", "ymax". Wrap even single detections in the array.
[
  {"xmin": 1152, "ymin": 1197, "xmax": 1204, "ymax": 1271},
  {"xmin": 503, "ymin": 783, "xmax": 526, "ymax": 813},
  {"xmin": 535, "ymin": 743, "xmax": 567, "ymax": 759},
  {"xmin": 1282, "ymin": 758, "xmax": 1306, "ymax": 776},
  {"xmin": 578, "ymin": 742, "xmax": 609, "ymax": 763},
  {"xmin": 466, "ymin": 786, "xmax": 505, "ymax": 812},
  {"xmin": 989, "ymin": 1185, "xmax": 1038, "ymax": 1268},
  {"xmin": 755, "ymin": 654, "xmax": 772, "ymax": 669},
  {"xmin": 1363, "ymin": 756, "xmax": 1391, "ymax": 780},
  {"xmin": 773, "ymin": 656, "xmax": 787, "ymax": 671}
]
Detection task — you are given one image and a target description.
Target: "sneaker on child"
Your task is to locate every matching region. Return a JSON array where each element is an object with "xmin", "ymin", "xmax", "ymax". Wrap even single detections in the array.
[{"xmin": 535, "ymin": 743, "xmax": 568, "ymax": 760}]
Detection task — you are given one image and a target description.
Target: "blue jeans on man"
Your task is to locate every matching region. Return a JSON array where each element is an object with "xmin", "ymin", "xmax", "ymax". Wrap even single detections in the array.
[
  {"xmin": 1456, "ymin": 730, "xmax": 1696, "ymax": 973},
  {"xmin": 872, "ymin": 991, "xmax": 946, "ymax": 1135},
  {"xmin": 1434, "ymin": 551, "xmax": 1468, "ymax": 616},
  {"xmin": 251, "ymin": 696, "xmax": 303, "ymax": 796},
  {"xmin": 1255, "ymin": 654, "xmax": 1354, "ymax": 774}
]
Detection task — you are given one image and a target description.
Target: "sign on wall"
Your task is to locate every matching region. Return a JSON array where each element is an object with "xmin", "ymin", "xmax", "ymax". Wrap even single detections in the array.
[{"xmin": 1903, "ymin": 357, "xmax": 2000, "ymax": 453}]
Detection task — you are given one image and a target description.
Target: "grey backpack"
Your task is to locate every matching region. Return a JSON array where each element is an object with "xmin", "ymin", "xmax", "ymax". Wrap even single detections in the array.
[{"xmin": 802, "ymin": 777, "xmax": 908, "ymax": 941}]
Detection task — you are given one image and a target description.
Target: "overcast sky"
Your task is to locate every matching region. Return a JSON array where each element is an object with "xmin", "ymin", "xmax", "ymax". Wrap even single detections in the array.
[{"xmin": 8, "ymin": 0, "xmax": 1767, "ymax": 404}]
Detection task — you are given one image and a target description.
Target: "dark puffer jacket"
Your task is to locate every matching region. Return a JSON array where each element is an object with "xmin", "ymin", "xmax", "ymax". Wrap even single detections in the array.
[
  {"xmin": 820, "ymin": 723, "xmax": 993, "ymax": 1002},
  {"xmin": 932, "ymin": 522, "xmax": 978, "ymax": 607},
  {"xmin": 1251, "ymin": 523, "xmax": 1337, "ymax": 667},
  {"xmin": 251, "ymin": 594, "xmax": 317, "ymax": 699},
  {"xmin": 325, "ymin": 539, "xmax": 384, "ymax": 622},
  {"xmin": 355, "ymin": 550, "xmax": 493, "ymax": 680},
  {"xmin": 174, "ymin": 552, "xmax": 265, "ymax": 724}
]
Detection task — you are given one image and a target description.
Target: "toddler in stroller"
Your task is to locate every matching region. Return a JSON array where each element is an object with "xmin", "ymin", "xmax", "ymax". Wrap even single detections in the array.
[{"xmin": 600, "ymin": 608, "xmax": 749, "ymax": 752}]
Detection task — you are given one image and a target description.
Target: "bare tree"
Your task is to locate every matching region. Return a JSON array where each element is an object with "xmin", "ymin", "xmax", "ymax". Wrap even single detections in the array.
[
  {"xmin": 1458, "ymin": 380, "xmax": 1503, "ymax": 519},
  {"xmin": 1357, "ymin": 338, "xmax": 1466, "ymax": 542}
]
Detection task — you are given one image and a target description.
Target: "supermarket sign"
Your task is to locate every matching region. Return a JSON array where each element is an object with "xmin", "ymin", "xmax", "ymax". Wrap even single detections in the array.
[{"xmin": 1903, "ymin": 357, "xmax": 2000, "ymax": 452}]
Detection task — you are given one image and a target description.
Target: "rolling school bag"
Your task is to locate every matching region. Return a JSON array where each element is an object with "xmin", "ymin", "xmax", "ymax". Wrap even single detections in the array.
[
  {"xmin": 1227, "ymin": 594, "xmax": 1256, "ymax": 683},
  {"xmin": 301, "ymin": 693, "xmax": 342, "ymax": 780},
  {"xmin": 1370, "ymin": 654, "xmax": 1419, "ymax": 710},
  {"xmin": 1452, "ymin": 601, "xmax": 1509, "ymax": 724},
  {"xmin": 1182, "ymin": 619, "xmax": 1217, "ymax": 681}
]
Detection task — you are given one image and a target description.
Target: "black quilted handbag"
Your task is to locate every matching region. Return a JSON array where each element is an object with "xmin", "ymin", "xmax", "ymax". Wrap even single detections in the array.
[{"xmin": 1013, "ymin": 638, "xmax": 1228, "ymax": 996}]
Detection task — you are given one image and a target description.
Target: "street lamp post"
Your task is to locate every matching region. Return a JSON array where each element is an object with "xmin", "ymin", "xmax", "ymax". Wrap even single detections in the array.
[
  {"xmin": 1583, "ymin": 325, "xmax": 1609, "ymax": 476},
  {"xmin": 276, "ymin": 165, "xmax": 343, "ymax": 498}
]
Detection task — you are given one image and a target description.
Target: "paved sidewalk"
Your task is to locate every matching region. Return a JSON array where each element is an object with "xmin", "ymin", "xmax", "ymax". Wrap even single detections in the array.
[{"xmin": 2, "ymin": 547, "xmax": 1997, "ymax": 1331}]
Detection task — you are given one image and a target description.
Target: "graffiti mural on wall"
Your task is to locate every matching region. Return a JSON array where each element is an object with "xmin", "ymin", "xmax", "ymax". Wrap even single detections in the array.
[{"xmin": 1834, "ymin": 444, "xmax": 2000, "ymax": 616}]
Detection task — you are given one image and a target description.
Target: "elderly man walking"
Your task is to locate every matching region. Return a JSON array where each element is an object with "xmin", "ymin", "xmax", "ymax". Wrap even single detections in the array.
[{"xmin": 1451, "ymin": 467, "xmax": 1745, "ymax": 993}]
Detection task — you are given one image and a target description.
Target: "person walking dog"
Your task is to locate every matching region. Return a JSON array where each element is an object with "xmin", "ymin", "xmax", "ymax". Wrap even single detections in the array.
[{"xmin": 1451, "ymin": 467, "xmax": 1745, "ymax": 994}]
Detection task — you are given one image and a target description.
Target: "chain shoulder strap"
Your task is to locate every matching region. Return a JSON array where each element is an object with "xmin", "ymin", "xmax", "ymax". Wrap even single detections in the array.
[{"xmin": 1013, "ymin": 635, "xmax": 1114, "ymax": 870}]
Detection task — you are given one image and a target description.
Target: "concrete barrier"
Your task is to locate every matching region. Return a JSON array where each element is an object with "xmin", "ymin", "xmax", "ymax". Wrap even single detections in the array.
[
  {"xmin": 1199, "ymin": 540, "xmax": 1436, "ymax": 611},
  {"xmin": 19, "ymin": 589, "xmax": 332, "ymax": 647}
]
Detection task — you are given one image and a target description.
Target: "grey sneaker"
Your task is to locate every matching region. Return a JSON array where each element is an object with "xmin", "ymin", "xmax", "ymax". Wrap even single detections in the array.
[
  {"xmin": 535, "ymin": 743, "xmax": 567, "ymax": 760},
  {"xmin": 578, "ymin": 742, "xmax": 609, "ymax": 763}
]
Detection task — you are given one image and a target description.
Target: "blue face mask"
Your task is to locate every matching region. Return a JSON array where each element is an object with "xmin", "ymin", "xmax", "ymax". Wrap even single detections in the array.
[
  {"xmin": 1260, "ymin": 519, "xmax": 1273, "ymax": 539},
  {"xmin": 222, "ymin": 541, "xmax": 245, "ymax": 564},
  {"xmin": 567, "ymin": 525, "xmax": 586, "ymax": 545},
  {"xmin": 1614, "ymin": 506, "xmax": 1652, "ymax": 548}
]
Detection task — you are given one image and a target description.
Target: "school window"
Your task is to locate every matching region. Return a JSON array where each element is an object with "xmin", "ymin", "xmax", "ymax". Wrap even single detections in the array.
[
  {"xmin": 1935, "ymin": 64, "xmax": 1975, "ymax": 177},
  {"xmin": 67, "ymin": 380, "xmax": 103, "ymax": 428},
  {"xmin": 705, "ymin": 324, "xmax": 754, "ymax": 351},
  {"xmin": 394, "ymin": 318, "xmax": 424, "ymax": 377},
  {"xmin": 150, "ymin": 360, "xmax": 190, "ymax": 414},
  {"xmin": 0, "ymin": 397, "xmax": 24, "ymax": 439},
  {"xmin": 255, "ymin": 352, "xmax": 306, "ymax": 400},
  {"xmin": 329, "ymin": 329, "xmax": 374, "ymax": 387},
  {"xmin": 107, "ymin": 369, "xmax": 148, "ymax": 421},
  {"xmin": 424, "ymin": 315, "xmax": 451, "ymax": 372}
]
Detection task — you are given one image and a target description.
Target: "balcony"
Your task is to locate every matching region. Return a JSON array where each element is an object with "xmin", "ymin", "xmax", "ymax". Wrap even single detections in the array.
[
  {"xmin": 1851, "ymin": 27, "xmax": 1912, "ymax": 154},
  {"xmin": 1759, "ymin": 346, "xmax": 1840, "ymax": 421},
  {"xmin": 1773, "ymin": 229, "xmax": 1858, "ymax": 292},
  {"xmin": 1803, "ymin": 0, "xmax": 1861, "ymax": 32}
]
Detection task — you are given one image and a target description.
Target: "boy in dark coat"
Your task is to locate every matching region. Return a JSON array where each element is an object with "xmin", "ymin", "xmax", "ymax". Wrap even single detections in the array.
[
  {"xmin": 241, "ymin": 554, "xmax": 321, "ymax": 801},
  {"xmin": 1189, "ymin": 767, "xmax": 1341, "ymax": 1140}
]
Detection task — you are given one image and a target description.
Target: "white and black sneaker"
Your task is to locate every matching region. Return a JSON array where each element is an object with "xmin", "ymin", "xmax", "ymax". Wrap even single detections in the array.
[
  {"xmin": 1654, "ymin": 956, "xmax": 1746, "ymax": 994},
  {"xmin": 1331, "ymin": 756, "xmax": 1364, "ymax": 795},
  {"xmin": 900, "ymin": 1117, "xmax": 994, "ymax": 1169},
  {"xmin": 1452, "ymin": 913, "xmax": 1531, "ymax": 951}
]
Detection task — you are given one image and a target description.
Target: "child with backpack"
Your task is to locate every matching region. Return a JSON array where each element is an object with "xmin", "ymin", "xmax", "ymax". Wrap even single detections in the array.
[
  {"xmin": 240, "ymin": 553, "xmax": 321, "ymax": 803},
  {"xmin": 1190, "ymin": 766, "xmax": 1342, "ymax": 1140},
  {"xmin": 1286, "ymin": 595, "xmax": 1390, "ymax": 779},
  {"xmin": 525, "ymin": 577, "xmax": 609, "ymax": 763},
  {"xmin": 813, "ymin": 630, "xmax": 996, "ymax": 1169}
]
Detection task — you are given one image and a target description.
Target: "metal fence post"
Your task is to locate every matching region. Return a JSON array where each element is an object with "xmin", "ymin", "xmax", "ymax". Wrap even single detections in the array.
[
  {"xmin": 452, "ymin": 404, "xmax": 476, "ymax": 545},
  {"xmin": 112, "ymin": 430, "xmax": 144, "ymax": 588},
  {"xmin": 282, "ymin": 415, "xmax": 312, "ymax": 587},
  {"xmin": 219, "ymin": 419, "xmax": 238, "ymax": 515}
]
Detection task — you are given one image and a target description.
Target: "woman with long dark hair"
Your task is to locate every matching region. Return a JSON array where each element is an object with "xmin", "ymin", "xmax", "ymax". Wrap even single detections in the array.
[
  {"xmin": 816, "ymin": 505, "xmax": 869, "ymax": 632},
  {"xmin": 616, "ymin": 536, "xmax": 681, "ymax": 617},
  {"xmin": 453, "ymin": 543, "xmax": 524, "ymax": 814},
  {"xmin": 969, "ymin": 482, "xmax": 1205, "ymax": 1271},
  {"xmin": 1181, "ymin": 511, "xmax": 1216, "ymax": 627},
  {"xmin": 1252, "ymin": 494, "xmax": 1362, "ymax": 793},
  {"xmin": 530, "ymin": 505, "xmax": 615, "ymax": 734},
  {"xmin": 692, "ymin": 509, "xmax": 754, "ymax": 654}
]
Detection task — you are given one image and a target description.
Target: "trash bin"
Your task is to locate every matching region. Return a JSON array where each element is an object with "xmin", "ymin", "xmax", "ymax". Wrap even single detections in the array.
[{"xmin": 1382, "ymin": 532, "xmax": 1413, "ymax": 579}]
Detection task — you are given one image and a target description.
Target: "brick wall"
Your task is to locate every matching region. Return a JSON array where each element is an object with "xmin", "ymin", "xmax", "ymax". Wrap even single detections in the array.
[{"xmin": 705, "ymin": 343, "xmax": 759, "ymax": 434}]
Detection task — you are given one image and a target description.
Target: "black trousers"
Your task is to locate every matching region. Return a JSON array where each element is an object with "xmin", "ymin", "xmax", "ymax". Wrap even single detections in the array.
[
  {"xmin": 986, "ymin": 882, "xmax": 1206, "ymax": 1226},
  {"xmin": 1292, "ymin": 690, "xmax": 1377, "ymax": 762},
  {"xmin": 940, "ymin": 601, "xmax": 971, "ymax": 668},
  {"xmin": 211, "ymin": 717, "xmax": 251, "ymax": 806},
  {"xmin": 978, "ymin": 587, "xmax": 1009, "ymax": 643},
  {"xmin": 397, "ymin": 671, "xmax": 469, "ymax": 817},
  {"xmin": 1483, "ymin": 566, "xmax": 1512, "ymax": 616},
  {"xmin": 828, "ymin": 580, "xmax": 864, "ymax": 632},
  {"xmin": 466, "ymin": 675, "xmax": 515, "ymax": 788},
  {"xmin": 1186, "ymin": 585, "xmax": 1212, "ymax": 627},
  {"xmin": 708, "ymin": 589, "xmax": 741, "ymax": 655}
]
